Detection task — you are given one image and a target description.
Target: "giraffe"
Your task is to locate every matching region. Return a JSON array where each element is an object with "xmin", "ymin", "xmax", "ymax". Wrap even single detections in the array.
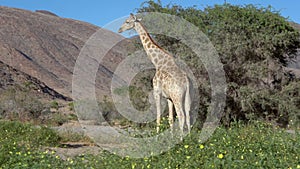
[{"xmin": 118, "ymin": 13, "xmax": 193, "ymax": 138}]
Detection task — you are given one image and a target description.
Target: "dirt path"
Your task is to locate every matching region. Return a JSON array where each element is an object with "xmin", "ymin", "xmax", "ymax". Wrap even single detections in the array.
[
  {"xmin": 49, "ymin": 121, "xmax": 102, "ymax": 159},
  {"xmin": 44, "ymin": 142, "xmax": 102, "ymax": 160}
]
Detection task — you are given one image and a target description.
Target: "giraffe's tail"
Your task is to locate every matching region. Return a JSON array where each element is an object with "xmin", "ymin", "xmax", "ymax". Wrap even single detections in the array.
[{"xmin": 185, "ymin": 77, "xmax": 193, "ymax": 133}]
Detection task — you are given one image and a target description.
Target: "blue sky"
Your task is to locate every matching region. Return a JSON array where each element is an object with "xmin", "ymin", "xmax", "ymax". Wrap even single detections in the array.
[{"xmin": 0, "ymin": 0, "xmax": 299, "ymax": 27}]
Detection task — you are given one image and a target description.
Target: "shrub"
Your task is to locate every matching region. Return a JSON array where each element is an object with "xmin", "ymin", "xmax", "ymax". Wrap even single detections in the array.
[
  {"xmin": 50, "ymin": 101, "xmax": 59, "ymax": 110},
  {"xmin": 0, "ymin": 87, "xmax": 45, "ymax": 121},
  {"xmin": 137, "ymin": 1, "xmax": 300, "ymax": 127}
]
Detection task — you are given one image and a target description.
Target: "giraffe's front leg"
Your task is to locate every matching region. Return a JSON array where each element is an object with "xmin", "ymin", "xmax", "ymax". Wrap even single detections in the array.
[{"xmin": 154, "ymin": 90, "xmax": 161, "ymax": 133}]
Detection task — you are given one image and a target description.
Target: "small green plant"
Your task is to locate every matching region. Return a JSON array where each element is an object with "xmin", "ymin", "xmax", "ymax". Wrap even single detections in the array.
[
  {"xmin": 113, "ymin": 86, "xmax": 129, "ymax": 96},
  {"xmin": 67, "ymin": 113, "xmax": 78, "ymax": 121},
  {"xmin": 50, "ymin": 101, "xmax": 59, "ymax": 110},
  {"xmin": 59, "ymin": 131, "xmax": 93, "ymax": 143},
  {"xmin": 68, "ymin": 102, "xmax": 74, "ymax": 111},
  {"xmin": 48, "ymin": 113, "xmax": 69, "ymax": 126}
]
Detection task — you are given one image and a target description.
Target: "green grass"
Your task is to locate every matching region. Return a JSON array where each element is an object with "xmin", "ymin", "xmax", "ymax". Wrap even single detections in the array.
[
  {"xmin": 0, "ymin": 120, "xmax": 299, "ymax": 169},
  {"xmin": 0, "ymin": 121, "xmax": 63, "ymax": 168}
]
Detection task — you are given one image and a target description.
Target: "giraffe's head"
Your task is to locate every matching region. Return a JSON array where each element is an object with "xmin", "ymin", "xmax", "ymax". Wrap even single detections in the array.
[{"xmin": 118, "ymin": 13, "xmax": 141, "ymax": 33}]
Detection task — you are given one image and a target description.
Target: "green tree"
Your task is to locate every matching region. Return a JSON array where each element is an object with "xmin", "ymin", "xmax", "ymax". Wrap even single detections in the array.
[{"xmin": 137, "ymin": 1, "xmax": 300, "ymax": 127}]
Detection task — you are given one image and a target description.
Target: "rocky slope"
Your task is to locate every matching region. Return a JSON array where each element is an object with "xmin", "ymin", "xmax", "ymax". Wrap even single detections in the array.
[
  {"xmin": 0, "ymin": 6, "xmax": 130, "ymax": 100},
  {"xmin": 0, "ymin": 61, "xmax": 68, "ymax": 100}
]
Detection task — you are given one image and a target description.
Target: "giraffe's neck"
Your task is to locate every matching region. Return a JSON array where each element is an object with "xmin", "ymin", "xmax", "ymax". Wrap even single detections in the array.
[{"xmin": 134, "ymin": 21, "xmax": 172, "ymax": 69}]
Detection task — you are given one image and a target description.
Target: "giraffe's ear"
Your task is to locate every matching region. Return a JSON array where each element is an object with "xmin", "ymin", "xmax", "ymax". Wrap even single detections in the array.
[{"xmin": 137, "ymin": 18, "xmax": 142, "ymax": 22}]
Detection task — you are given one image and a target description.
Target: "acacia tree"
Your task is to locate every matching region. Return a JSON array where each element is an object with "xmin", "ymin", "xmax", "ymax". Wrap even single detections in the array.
[{"xmin": 136, "ymin": 1, "xmax": 300, "ymax": 127}]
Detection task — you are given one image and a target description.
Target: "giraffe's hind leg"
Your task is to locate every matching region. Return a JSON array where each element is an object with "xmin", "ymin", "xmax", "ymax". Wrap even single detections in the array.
[
  {"xmin": 174, "ymin": 101, "xmax": 185, "ymax": 140},
  {"xmin": 184, "ymin": 77, "xmax": 192, "ymax": 134},
  {"xmin": 185, "ymin": 95, "xmax": 191, "ymax": 134},
  {"xmin": 167, "ymin": 99, "xmax": 174, "ymax": 136}
]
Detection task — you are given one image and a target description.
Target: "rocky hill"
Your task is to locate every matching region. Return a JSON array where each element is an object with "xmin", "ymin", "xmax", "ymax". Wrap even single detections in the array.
[{"xmin": 0, "ymin": 6, "xmax": 132, "ymax": 101}]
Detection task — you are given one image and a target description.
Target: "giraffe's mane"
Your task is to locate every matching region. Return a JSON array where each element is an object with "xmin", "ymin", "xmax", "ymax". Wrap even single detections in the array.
[{"xmin": 138, "ymin": 21, "xmax": 174, "ymax": 58}]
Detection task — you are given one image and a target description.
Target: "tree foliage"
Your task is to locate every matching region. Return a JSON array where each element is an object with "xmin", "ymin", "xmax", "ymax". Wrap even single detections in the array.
[{"xmin": 136, "ymin": 1, "xmax": 300, "ymax": 127}]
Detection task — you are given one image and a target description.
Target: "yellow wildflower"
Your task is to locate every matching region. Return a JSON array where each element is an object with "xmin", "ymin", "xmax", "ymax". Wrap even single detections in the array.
[
  {"xmin": 217, "ymin": 153, "xmax": 224, "ymax": 159},
  {"xmin": 132, "ymin": 162, "xmax": 136, "ymax": 169}
]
